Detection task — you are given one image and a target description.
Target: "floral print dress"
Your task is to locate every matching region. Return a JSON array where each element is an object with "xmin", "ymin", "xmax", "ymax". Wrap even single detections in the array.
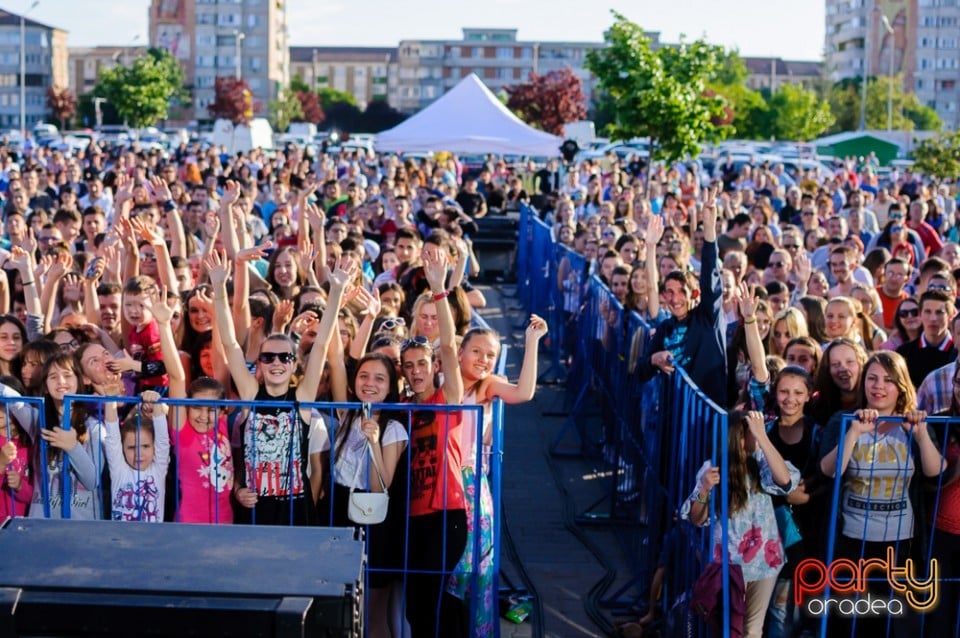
[{"xmin": 681, "ymin": 450, "xmax": 800, "ymax": 582}]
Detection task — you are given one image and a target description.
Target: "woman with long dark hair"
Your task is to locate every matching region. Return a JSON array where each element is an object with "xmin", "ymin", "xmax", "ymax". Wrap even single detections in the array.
[{"xmin": 684, "ymin": 409, "xmax": 799, "ymax": 638}]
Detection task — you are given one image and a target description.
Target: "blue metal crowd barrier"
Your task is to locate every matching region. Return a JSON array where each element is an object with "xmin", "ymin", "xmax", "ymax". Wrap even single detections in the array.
[
  {"xmin": 514, "ymin": 203, "xmax": 736, "ymax": 635},
  {"xmin": 12, "ymin": 391, "xmax": 503, "ymax": 638},
  {"xmin": 820, "ymin": 414, "xmax": 960, "ymax": 638}
]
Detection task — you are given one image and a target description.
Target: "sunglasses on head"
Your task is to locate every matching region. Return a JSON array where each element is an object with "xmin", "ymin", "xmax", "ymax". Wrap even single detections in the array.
[
  {"xmin": 927, "ymin": 283, "xmax": 951, "ymax": 292},
  {"xmin": 381, "ymin": 318, "xmax": 405, "ymax": 331},
  {"xmin": 139, "ymin": 253, "xmax": 157, "ymax": 261},
  {"xmin": 400, "ymin": 335, "xmax": 431, "ymax": 352},
  {"xmin": 258, "ymin": 351, "xmax": 296, "ymax": 364},
  {"xmin": 898, "ymin": 307, "xmax": 919, "ymax": 318}
]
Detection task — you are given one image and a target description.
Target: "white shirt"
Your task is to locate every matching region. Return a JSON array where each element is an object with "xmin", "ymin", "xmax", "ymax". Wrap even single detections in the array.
[{"xmin": 333, "ymin": 417, "xmax": 406, "ymax": 490}]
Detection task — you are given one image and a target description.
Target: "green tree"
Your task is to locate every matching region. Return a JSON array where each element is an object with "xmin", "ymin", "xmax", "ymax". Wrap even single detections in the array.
[
  {"xmin": 94, "ymin": 48, "xmax": 188, "ymax": 129},
  {"xmin": 714, "ymin": 49, "xmax": 749, "ymax": 86},
  {"xmin": 290, "ymin": 75, "xmax": 311, "ymax": 94},
  {"xmin": 585, "ymin": 12, "xmax": 729, "ymax": 164},
  {"xmin": 762, "ymin": 84, "xmax": 835, "ymax": 140},
  {"xmin": 317, "ymin": 87, "xmax": 357, "ymax": 110},
  {"xmin": 912, "ymin": 131, "xmax": 960, "ymax": 177},
  {"xmin": 828, "ymin": 77, "xmax": 942, "ymax": 132},
  {"xmin": 268, "ymin": 87, "xmax": 304, "ymax": 133}
]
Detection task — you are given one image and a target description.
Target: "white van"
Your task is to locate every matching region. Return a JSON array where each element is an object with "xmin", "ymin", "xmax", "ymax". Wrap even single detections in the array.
[{"xmin": 212, "ymin": 118, "xmax": 274, "ymax": 153}]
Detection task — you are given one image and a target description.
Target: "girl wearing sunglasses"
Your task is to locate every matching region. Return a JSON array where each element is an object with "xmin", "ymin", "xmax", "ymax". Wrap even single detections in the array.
[{"xmin": 208, "ymin": 249, "xmax": 356, "ymax": 526}]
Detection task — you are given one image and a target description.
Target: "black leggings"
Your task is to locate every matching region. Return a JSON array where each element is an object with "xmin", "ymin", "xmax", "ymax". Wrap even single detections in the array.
[{"xmin": 405, "ymin": 509, "xmax": 468, "ymax": 638}]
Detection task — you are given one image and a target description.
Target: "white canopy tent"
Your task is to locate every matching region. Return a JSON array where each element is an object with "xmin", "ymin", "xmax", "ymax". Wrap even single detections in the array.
[{"xmin": 375, "ymin": 74, "xmax": 562, "ymax": 156}]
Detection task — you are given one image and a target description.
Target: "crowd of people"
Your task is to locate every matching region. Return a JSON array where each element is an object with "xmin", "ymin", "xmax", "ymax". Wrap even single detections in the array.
[
  {"xmin": 529, "ymin": 152, "xmax": 960, "ymax": 638},
  {"xmin": 0, "ymin": 140, "xmax": 552, "ymax": 638}
]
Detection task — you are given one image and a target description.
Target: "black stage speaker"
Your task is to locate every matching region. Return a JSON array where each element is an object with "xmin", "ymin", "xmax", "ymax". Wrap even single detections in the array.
[
  {"xmin": 473, "ymin": 211, "xmax": 520, "ymax": 282},
  {"xmin": 0, "ymin": 518, "xmax": 365, "ymax": 637}
]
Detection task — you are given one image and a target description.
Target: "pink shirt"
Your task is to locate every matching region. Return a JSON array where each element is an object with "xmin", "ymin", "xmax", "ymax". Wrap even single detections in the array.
[
  {"xmin": 0, "ymin": 434, "xmax": 32, "ymax": 519},
  {"xmin": 170, "ymin": 417, "xmax": 233, "ymax": 524}
]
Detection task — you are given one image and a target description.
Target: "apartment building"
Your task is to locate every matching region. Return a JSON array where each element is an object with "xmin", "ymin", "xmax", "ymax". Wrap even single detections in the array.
[
  {"xmin": 394, "ymin": 28, "xmax": 616, "ymax": 113},
  {"xmin": 67, "ymin": 46, "xmax": 148, "ymax": 97},
  {"xmin": 0, "ymin": 9, "xmax": 67, "ymax": 130},
  {"xmin": 289, "ymin": 46, "xmax": 397, "ymax": 110},
  {"xmin": 744, "ymin": 57, "xmax": 823, "ymax": 91},
  {"xmin": 825, "ymin": 0, "xmax": 960, "ymax": 130},
  {"xmin": 148, "ymin": 0, "xmax": 289, "ymax": 123}
]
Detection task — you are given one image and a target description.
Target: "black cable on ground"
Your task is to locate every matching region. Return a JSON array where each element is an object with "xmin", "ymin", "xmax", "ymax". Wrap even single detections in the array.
[
  {"xmin": 543, "ymin": 448, "xmax": 618, "ymax": 637},
  {"xmin": 501, "ymin": 504, "xmax": 545, "ymax": 638}
]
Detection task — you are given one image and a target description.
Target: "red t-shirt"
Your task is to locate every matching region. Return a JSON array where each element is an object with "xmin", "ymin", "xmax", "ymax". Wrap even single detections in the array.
[
  {"xmin": 127, "ymin": 319, "xmax": 168, "ymax": 390},
  {"xmin": 405, "ymin": 388, "xmax": 465, "ymax": 516},
  {"xmin": 877, "ymin": 287, "xmax": 908, "ymax": 331}
]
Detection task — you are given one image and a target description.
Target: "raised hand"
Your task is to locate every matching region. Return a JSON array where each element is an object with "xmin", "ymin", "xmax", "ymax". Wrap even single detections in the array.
[
  {"xmin": 736, "ymin": 281, "xmax": 758, "ymax": 321},
  {"xmin": 62, "ymin": 273, "xmax": 83, "ymax": 302},
  {"xmin": 326, "ymin": 256, "xmax": 357, "ymax": 292},
  {"xmin": 422, "ymin": 246, "xmax": 449, "ymax": 293},
  {"xmin": 46, "ymin": 252, "xmax": 72, "ymax": 281},
  {"xmin": 645, "ymin": 214, "xmax": 664, "ymax": 246},
  {"xmin": 204, "ymin": 250, "xmax": 232, "ymax": 287},
  {"xmin": 236, "ymin": 240, "xmax": 274, "ymax": 264},
  {"xmin": 149, "ymin": 175, "xmax": 172, "ymax": 203},
  {"xmin": 304, "ymin": 202, "xmax": 325, "ymax": 230},
  {"xmin": 353, "ymin": 286, "xmax": 380, "ymax": 317},
  {"xmin": 8, "ymin": 247, "xmax": 33, "ymax": 275},
  {"xmin": 114, "ymin": 173, "xmax": 133, "ymax": 204},
  {"xmin": 526, "ymin": 314, "xmax": 548, "ymax": 341},
  {"xmin": 221, "ymin": 179, "xmax": 241, "ymax": 207},
  {"xmin": 22, "ymin": 227, "xmax": 37, "ymax": 257},
  {"xmin": 296, "ymin": 237, "xmax": 316, "ymax": 273},
  {"xmin": 744, "ymin": 411, "xmax": 767, "ymax": 443},
  {"xmin": 151, "ymin": 285, "xmax": 175, "ymax": 325},
  {"xmin": 131, "ymin": 216, "xmax": 165, "ymax": 246},
  {"xmin": 106, "ymin": 349, "xmax": 138, "ymax": 374},
  {"xmin": 272, "ymin": 299, "xmax": 295, "ymax": 334},
  {"xmin": 794, "ymin": 251, "xmax": 811, "ymax": 284}
]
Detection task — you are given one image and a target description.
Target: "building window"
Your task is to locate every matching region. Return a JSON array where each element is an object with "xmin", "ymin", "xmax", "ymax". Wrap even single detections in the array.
[
  {"xmin": 247, "ymin": 15, "xmax": 259, "ymax": 28},
  {"xmin": 250, "ymin": 57, "xmax": 262, "ymax": 72},
  {"xmin": 424, "ymin": 86, "xmax": 436, "ymax": 98},
  {"xmin": 496, "ymin": 47, "xmax": 513, "ymax": 59}
]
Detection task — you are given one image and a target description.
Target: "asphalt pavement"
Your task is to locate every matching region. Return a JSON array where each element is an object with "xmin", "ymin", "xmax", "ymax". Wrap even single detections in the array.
[{"xmin": 476, "ymin": 283, "xmax": 644, "ymax": 638}]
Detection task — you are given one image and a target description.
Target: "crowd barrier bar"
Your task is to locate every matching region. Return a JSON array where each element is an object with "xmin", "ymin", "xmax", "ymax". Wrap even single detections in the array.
[{"xmin": 44, "ymin": 394, "xmax": 496, "ymax": 638}]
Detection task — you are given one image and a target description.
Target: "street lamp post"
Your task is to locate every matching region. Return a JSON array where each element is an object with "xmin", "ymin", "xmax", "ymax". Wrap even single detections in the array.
[
  {"xmin": 881, "ymin": 14, "xmax": 895, "ymax": 131},
  {"xmin": 860, "ymin": 2, "xmax": 876, "ymax": 131},
  {"xmin": 233, "ymin": 30, "xmax": 245, "ymax": 80},
  {"xmin": 20, "ymin": 0, "xmax": 40, "ymax": 140}
]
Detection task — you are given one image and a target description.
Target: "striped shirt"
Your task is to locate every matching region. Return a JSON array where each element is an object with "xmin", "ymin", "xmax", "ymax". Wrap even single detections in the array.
[{"xmin": 916, "ymin": 361, "xmax": 957, "ymax": 414}]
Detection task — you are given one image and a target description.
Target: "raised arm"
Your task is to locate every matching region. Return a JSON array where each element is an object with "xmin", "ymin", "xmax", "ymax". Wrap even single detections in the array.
[
  {"xmin": 39, "ymin": 252, "xmax": 71, "ymax": 335},
  {"xmin": 736, "ymin": 283, "xmax": 769, "ymax": 384},
  {"xmin": 348, "ymin": 287, "xmax": 380, "ymax": 361},
  {"xmin": 483, "ymin": 314, "xmax": 548, "ymax": 403},
  {"xmin": 150, "ymin": 286, "xmax": 187, "ymax": 399},
  {"xmin": 645, "ymin": 215, "xmax": 664, "ymax": 319},
  {"xmin": 150, "ymin": 177, "xmax": 187, "ymax": 260},
  {"xmin": 297, "ymin": 258, "xmax": 356, "ymax": 403},
  {"xmin": 698, "ymin": 186, "xmax": 723, "ymax": 320},
  {"xmin": 132, "ymin": 217, "xmax": 178, "ymax": 296},
  {"xmin": 206, "ymin": 250, "xmax": 258, "ymax": 399},
  {"xmin": 231, "ymin": 241, "xmax": 273, "ymax": 349},
  {"xmin": 424, "ymin": 246, "xmax": 463, "ymax": 404},
  {"xmin": 216, "ymin": 180, "xmax": 242, "ymax": 260}
]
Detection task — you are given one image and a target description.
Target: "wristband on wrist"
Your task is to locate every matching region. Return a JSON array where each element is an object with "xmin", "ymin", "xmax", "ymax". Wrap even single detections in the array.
[
  {"xmin": 743, "ymin": 317, "xmax": 757, "ymax": 325},
  {"xmin": 432, "ymin": 290, "xmax": 449, "ymax": 301},
  {"xmin": 20, "ymin": 280, "xmax": 34, "ymax": 287},
  {"xmin": 694, "ymin": 491, "xmax": 710, "ymax": 505},
  {"xmin": 163, "ymin": 200, "xmax": 177, "ymax": 213}
]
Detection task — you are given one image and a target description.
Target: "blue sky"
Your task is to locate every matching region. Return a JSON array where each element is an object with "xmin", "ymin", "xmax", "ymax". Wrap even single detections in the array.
[{"xmin": 26, "ymin": 0, "xmax": 826, "ymax": 61}]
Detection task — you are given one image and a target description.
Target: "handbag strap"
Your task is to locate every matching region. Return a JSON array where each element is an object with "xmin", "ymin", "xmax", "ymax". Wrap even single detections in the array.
[{"xmin": 349, "ymin": 438, "xmax": 387, "ymax": 494}]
